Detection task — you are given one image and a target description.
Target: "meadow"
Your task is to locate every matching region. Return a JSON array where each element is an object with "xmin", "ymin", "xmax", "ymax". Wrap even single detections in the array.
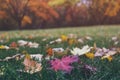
[{"xmin": 0, "ymin": 25, "xmax": 120, "ymax": 80}]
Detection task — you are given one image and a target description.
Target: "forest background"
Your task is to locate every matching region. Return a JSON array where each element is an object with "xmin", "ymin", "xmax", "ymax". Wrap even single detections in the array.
[{"xmin": 0, "ymin": 0, "xmax": 120, "ymax": 30}]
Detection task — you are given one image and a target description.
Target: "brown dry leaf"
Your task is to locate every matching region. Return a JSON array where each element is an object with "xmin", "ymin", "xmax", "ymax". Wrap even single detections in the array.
[
  {"xmin": 23, "ymin": 56, "xmax": 42, "ymax": 74},
  {"xmin": 46, "ymin": 48, "xmax": 53, "ymax": 56}
]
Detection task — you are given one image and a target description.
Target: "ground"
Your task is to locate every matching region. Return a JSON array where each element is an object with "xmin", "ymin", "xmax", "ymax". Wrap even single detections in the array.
[{"xmin": 0, "ymin": 25, "xmax": 120, "ymax": 80}]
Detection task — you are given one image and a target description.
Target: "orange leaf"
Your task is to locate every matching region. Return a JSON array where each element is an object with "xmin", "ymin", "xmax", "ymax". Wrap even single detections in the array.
[
  {"xmin": 10, "ymin": 42, "xmax": 18, "ymax": 48},
  {"xmin": 46, "ymin": 48, "xmax": 53, "ymax": 56}
]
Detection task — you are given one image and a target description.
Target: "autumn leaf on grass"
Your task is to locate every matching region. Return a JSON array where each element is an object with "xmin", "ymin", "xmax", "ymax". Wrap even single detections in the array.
[
  {"xmin": 85, "ymin": 53, "xmax": 94, "ymax": 59},
  {"xmin": 94, "ymin": 47, "xmax": 109, "ymax": 57},
  {"xmin": 18, "ymin": 40, "xmax": 39, "ymax": 48},
  {"xmin": 85, "ymin": 36, "xmax": 93, "ymax": 41},
  {"xmin": 18, "ymin": 40, "xmax": 28, "ymax": 46},
  {"xmin": 101, "ymin": 50, "xmax": 117, "ymax": 62},
  {"xmin": 68, "ymin": 39, "xmax": 76, "ymax": 45},
  {"xmin": 117, "ymin": 48, "xmax": 120, "ymax": 53},
  {"xmin": 10, "ymin": 42, "xmax": 18, "ymax": 49},
  {"xmin": 30, "ymin": 54, "xmax": 43, "ymax": 62},
  {"xmin": 23, "ymin": 54, "xmax": 42, "ymax": 74},
  {"xmin": 46, "ymin": 48, "xmax": 53, "ymax": 56},
  {"xmin": 50, "ymin": 55, "xmax": 78, "ymax": 73},
  {"xmin": 77, "ymin": 38, "xmax": 84, "ymax": 44},
  {"xmin": 49, "ymin": 38, "xmax": 62, "ymax": 44},
  {"xmin": 71, "ymin": 45, "xmax": 91, "ymax": 56},
  {"xmin": 111, "ymin": 36, "xmax": 118, "ymax": 41},
  {"xmin": 82, "ymin": 64, "xmax": 97, "ymax": 77},
  {"xmin": 61, "ymin": 35, "xmax": 68, "ymax": 42},
  {"xmin": 0, "ymin": 45, "xmax": 9, "ymax": 50},
  {"xmin": 53, "ymin": 48, "xmax": 64, "ymax": 53},
  {"xmin": 25, "ymin": 35, "xmax": 33, "ymax": 39},
  {"xmin": 53, "ymin": 48, "xmax": 69, "ymax": 57},
  {"xmin": 27, "ymin": 42, "xmax": 39, "ymax": 48},
  {"xmin": 101, "ymin": 56, "xmax": 113, "ymax": 62}
]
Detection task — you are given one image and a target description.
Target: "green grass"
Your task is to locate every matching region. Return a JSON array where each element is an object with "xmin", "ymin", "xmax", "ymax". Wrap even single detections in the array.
[
  {"xmin": 0, "ymin": 25, "xmax": 120, "ymax": 80},
  {"xmin": 0, "ymin": 25, "xmax": 120, "ymax": 38}
]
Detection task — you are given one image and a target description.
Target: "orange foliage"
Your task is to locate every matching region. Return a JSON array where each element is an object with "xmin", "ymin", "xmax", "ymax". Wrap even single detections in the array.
[
  {"xmin": 105, "ymin": 1, "xmax": 120, "ymax": 16},
  {"xmin": 0, "ymin": 11, "xmax": 7, "ymax": 18},
  {"xmin": 28, "ymin": 0, "xmax": 59, "ymax": 22},
  {"xmin": 95, "ymin": 0, "xmax": 120, "ymax": 17},
  {"xmin": 22, "ymin": 16, "xmax": 32, "ymax": 26},
  {"xmin": 0, "ymin": 0, "xmax": 59, "ymax": 28}
]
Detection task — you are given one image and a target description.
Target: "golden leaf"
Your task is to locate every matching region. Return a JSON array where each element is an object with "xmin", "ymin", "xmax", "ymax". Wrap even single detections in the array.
[{"xmin": 85, "ymin": 53, "xmax": 94, "ymax": 59}]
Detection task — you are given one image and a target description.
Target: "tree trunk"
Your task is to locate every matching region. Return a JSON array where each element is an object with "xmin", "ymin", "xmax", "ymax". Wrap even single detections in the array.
[{"xmin": 17, "ymin": 19, "xmax": 22, "ymax": 30}]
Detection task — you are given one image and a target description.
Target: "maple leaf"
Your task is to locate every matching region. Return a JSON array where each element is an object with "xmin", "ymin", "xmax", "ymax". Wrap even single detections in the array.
[
  {"xmin": 23, "ymin": 54, "xmax": 42, "ymax": 74},
  {"xmin": 46, "ymin": 48, "xmax": 53, "ymax": 56},
  {"xmin": 10, "ymin": 42, "xmax": 18, "ymax": 48}
]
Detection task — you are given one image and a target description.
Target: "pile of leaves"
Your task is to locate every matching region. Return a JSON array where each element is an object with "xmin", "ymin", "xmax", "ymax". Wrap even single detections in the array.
[{"xmin": 0, "ymin": 34, "xmax": 120, "ymax": 80}]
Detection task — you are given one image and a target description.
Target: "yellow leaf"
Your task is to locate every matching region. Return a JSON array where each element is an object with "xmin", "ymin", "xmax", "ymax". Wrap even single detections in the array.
[
  {"xmin": 0, "ymin": 45, "xmax": 5, "ymax": 49},
  {"xmin": 68, "ymin": 39, "xmax": 75, "ymax": 45},
  {"xmin": 61, "ymin": 35, "xmax": 68, "ymax": 41},
  {"xmin": 85, "ymin": 53, "xmax": 94, "ymax": 59},
  {"xmin": 107, "ymin": 56, "xmax": 113, "ymax": 62},
  {"xmin": 101, "ymin": 56, "xmax": 113, "ymax": 62},
  {"xmin": 22, "ymin": 51, "xmax": 31, "ymax": 59}
]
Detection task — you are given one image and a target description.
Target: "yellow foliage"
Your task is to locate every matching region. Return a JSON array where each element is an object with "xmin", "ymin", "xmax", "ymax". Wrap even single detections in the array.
[
  {"xmin": 48, "ymin": 0, "xmax": 66, "ymax": 6},
  {"xmin": 48, "ymin": 0, "xmax": 79, "ymax": 6}
]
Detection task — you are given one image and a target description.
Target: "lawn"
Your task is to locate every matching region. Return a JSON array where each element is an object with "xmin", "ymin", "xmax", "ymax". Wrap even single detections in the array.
[{"xmin": 0, "ymin": 25, "xmax": 120, "ymax": 80}]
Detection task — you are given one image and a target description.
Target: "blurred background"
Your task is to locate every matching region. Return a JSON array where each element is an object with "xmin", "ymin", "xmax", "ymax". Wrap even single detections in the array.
[{"xmin": 0, "ymin": 0, "xmax": 120, "ymax": 30}]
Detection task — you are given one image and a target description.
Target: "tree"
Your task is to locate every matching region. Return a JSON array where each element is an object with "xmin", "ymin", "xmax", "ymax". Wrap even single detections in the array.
[
  {"xmin": 28, "ymin": 0, "xmax": 59, "ymax": 28},
  {"xmin": 48, "ymin": 0, "xmax": 82, "ymax": 26},
  {"xmin": 0, "ymin": 0, "xmax": 59, "ymax": 29},
  {"xmin": 89, "ymin": 0, "xmax": 120, "ymax": 24},
  {"xmin": 0, "ymin": 0, "xmax": 31, "ymax": 29},
  {"xmin": 104, "ymin": 0, "xmax": 120, "ymax": 17}
]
